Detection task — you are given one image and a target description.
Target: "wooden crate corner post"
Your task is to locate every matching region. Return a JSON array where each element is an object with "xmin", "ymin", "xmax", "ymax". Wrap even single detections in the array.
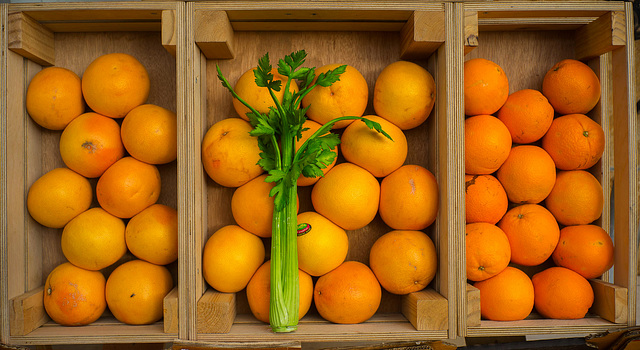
[
  {"xmin": 164, "ymin": 286, "xmax": 179, "ymax": 334},
  {"xmin": 7, "ymin": 11, "xmax": 54, "ymax": 66},
  {"xmin": 162, "ymin": 9, "xmax": 177, "ymax": 58},
  {"xmin": 194, "ymin": 9, "xmax": 234, "ymax": 60},
  {"xmin": 400, "ymin": 10, "xmax": 445, "ymax": 60},
  {"xmin": 9, "ymin": 287, "xmax": 48, "ymax": 337},
  {"xmin": 401, "ymin": 288, "xmax": 448, "ymax": 331},
  {"xmin": 197, "ymin": 288, "xmax": 236, "ymax": 334}
]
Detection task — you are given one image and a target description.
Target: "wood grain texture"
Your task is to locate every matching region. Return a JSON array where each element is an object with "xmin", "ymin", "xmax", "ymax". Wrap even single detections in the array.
[
  {"xmin": 576, "ymin": 10, "xmax": 626, "ymax": 60},
  {"xmin": 9, "ymin": 287, "xmax": 48, "ymax": 337},
  {"xmin": 164, "ymin": 287, "xmax": 179, "ymax": 334},
  {"xmin": 197, "ymin": 289, "xmax": 236, "ymax": 334},
  {"xmin": 466, "ymin": 284, "xmax": 480, "ymax": 327},
  {"xmin": 400, "ymin": 11, "xmax": 445, "ymax": 60},
  {"xmin": 7, "ymin": 12, "xmax": 54, "ymax": 66},
  {"xmin": 590, "ymin": 279, "xmax": 628, "ymax": 324},
  {"xmin": 401, "ymin": 289, "xmax": 448, "ymax": 331},
  {"xmin": 162, "ymin": 10, "xmax": 177, "ymax": 58},
  {"xmin": 195, "ymin": 10, "xmax": 234, "ymax": 60}
]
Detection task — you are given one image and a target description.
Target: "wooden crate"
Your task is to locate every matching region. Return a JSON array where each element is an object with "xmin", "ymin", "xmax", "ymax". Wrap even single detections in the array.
[
  {"xmin": 460, "ymin": 1, "xmax": 637, "ymax": 337},
  {"xmin": 184, "ymin": 1, "xmax": 463, "ymax": 343},
  {"xmin": 0, "ymin": 2, "xmax": 185, "ymax": 345}
]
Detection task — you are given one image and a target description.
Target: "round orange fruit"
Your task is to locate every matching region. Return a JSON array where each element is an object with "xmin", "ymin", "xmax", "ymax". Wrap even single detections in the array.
[
  {"xmin": 465, "ymin": 174, "xmax": 508, "ymax": 225},
  {"xmin": 496, "ymin": 145, "xmax": 556, "ymax": 204},
  {"xmin": 465, "ymin": 114, "xmax": 512, "ymax": 175},
  {"xmin": 532, "ymin": 266, "xmax": 594, "ymax": 319},
  {"xmin": 474, "ymin": 266, "xmax": 534, "ymax": 321},
  {"xmin": 26, "ymin": 67, "xmax": 84, "ymax": 130},
  {"xmin": 466, "ymin": 222, "xmax": 511, "ymax": 282},
  {"xmin": 121, "ymin": 104, "xmax": 177, "ymax": 165},
  {"xmin": 125, "ymin": 203, "xmax": 178, "ymax": 266},
  {"xmin": 542, "ymin": 58, "xmax": 601, "ymax": 115},
  {"xmin": 496, "ymin": 89, "xmax": 554, "ymax": 144},
  {"xmin": 544, "ymin": 170, "xmax": 603, "ymax": 226},
  {"xmin": 541, "ymin": 113, "xmax": 605, "ymax": 171},
  {"xmin": 464, "ymin": 58, "xmax": 509, "ymax": 116},
  {"xmin": 552, "ymin": 224, "xmax": 614, "ymax": 279},
  {"xmin": 296, "ymin": 211, "xmax": 349, "ymax": 277},
  {"xmin": 233, "ymin": 67, "xmax": 299, "ymax": 121}
]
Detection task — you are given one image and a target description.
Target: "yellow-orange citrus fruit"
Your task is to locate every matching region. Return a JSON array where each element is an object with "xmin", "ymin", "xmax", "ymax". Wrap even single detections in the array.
[
  {"xmin": 231, "ymin": 174, "xmax": 299, "ymax": 238},
  {"xmin": 44, "ymin": 262, "xmax": 106, "ymax": 326},
  {"xmin": 497, "ymin": 204, "xmax": 560, "ymax": 266},
  {"xmin": 532, "ymin": 266, "xmax": 594, "ymax": 319},
  {"xmin": 466, "ymin": 222, "xmax": 511, "ymax": 282},
  {"xmin": 311, "ymin": 162, "xmax": 380, "ymax": 231},
  {"xmin": 121, "ymin": 104, "xmax": 177, "ymax": 165},
  {"xmin": 202, "ymin": 225, "xmax": 265, "ymax": 293},
  {"xmin": 125, "ymin": 204, "xmax": 178, "ymax": 266},
  {"xmin": 473, "ymin": 266, "xmax": 534, "ymax": 321},
  {"xmin": 314, "ymin": 261, "xmax": 382, "ymax": 324},
  {"xmin": 27, "ymin": 167, "xmax": 92, "ymax": 229},
  {"xmin": 26, "ymin": 67, "xmax": 84, "ymax": 130},
  {"xmin": 465, "ymin": 174, "xmax": 508, "ymax": 224},
  {"xmin": 464, "ymin": 58, "xmax": 509, "ymax": 116},
  {"xmin": 496, "ymin": 145, "xmax": 556, "ymax": 204},
  {"xmin": 82, "ymin": 53, "xmax": 150, "ymax": 118},
  {"xmin": 369, "ymin": 230, "xmax": 437, "ymax": 295},
  {"xmin": 544, "ymin": 170, "xmax": 603, "ymax": 226},
  {"xmin": 246, "ymin": 260, "xmax": 314, "ymax": 323},
  {"xmin": 340, "ymin": 115, "xmax": 408, "ymax": 178},
  {"xmin": 296, "ymin": 211, "xmax": 349, "ymax": 277},
  {"xmin": 295, "ymin": 119, "xmax": 338, "ymax": 186},
  {"xmin": 105, "ymin": 259, "xmax": 173, "ymax": 325},
  {"xmin": 233, "ymin": 67, "xmax": 299, "ymax": 121},
  {"xmin": 553, "ymin": 225, "xmax": 614, "ymax": 279},
  {"xmin": 465, "ymin": 114, "xmax": 512, "ymax": 175},
  {"xmin": 373, "ymin": 60, "xmax": 436, "ymax": 130},
  {"xmin": 302, "ymin": 63, "xmax": 368, "ymax": 129},
  {"xmin": 496, "ymin": 89, "xmax": 554, "ymax": 144},
  {"xmin": 379, "ymin": 165, "xmax": 439, "ymax": 230},
  {"xmin": 542, "ymin": 59, "xmax": 601, "ymax": 115},
  {"xmin": 201, "ymin": 118, "xmax": 263, "ymax": 188},
  {"xmin": 59, "ymin": 112, "xmax": 125, "ymax": 178},
  {"xmin": 541, "ymin": 113, "xmax": 605, "ymax": 171},
  {"xmin": 96, "ymin": 156, "xmax": 161, "ymax": 219},
  {"xmin": 61, "ymin": 207, "xmax": 127, "ymax": 271}
]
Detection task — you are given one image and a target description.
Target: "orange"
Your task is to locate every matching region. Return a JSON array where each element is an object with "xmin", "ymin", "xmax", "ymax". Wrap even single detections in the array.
[
  {"xmin": 465, "ymin": 174, "xmax": 508, "ymax": 225},
  {"xmin": 532, "ymin": 266, "xmax": 594, "ymax": 319},
  {"xmin": 59, "ymin": 112, "xmax": 125, "ymax": 178},
  {"xmin": 311, "ymin": 162, "xmax": 380, "ymax": 231},
  {"xmin": 233, "ymin": 67, "xmax": 299, "ymax": 121},
  {"xmin": 496, "ymin": 145, "xmax": 556, "ymax": 204},
  {"xmin": 295, "ymin": 119, "xmax": 338, "ymax": 186},
  {"xmin": 465, "ymin": 222, "xmax": 511, "ymax": 282},
  {"xmin": 81, "ymin": 53, "xmax": 150, "ymax": 118},
  {"xmin": 373, "ymin": 60, "xmax": 436, "ymax": 130},
  {"xmin": 105, "ymin": 259, "xmax": 173, "ymax": 325},
  {"xmin": 231, "ymin": 174, "xmax": 299, "ymax": 238},
  {"xmin": 496, "ymin": 89, "xmax": 554, "ymax": 144},
  {"xmin": 369, "ymin": 230, "xmax": 438, "ymax": 295},
  {"xmin": 296, "ymin": 211, "xmax": 349, "ymax": 277},
  {"xmin": 464, "ymin": 58, "xmax": 509, "ymax": 116},
  {"xmin": 544, "ymin": 170, "xmax": 603, "ymax": 226},
  {"xmin": 552, "ymin": 224, "xmax": 614, "ymax": 279},
  {"xmin": 121, "ymin": 104, "xmax": 177, "ymax": 165},
  {"xmin": 314, "ymin": 261, "xmax": 382, "ymax": 324},
  {"xmin": 379, "ymin": 165, "xmax": 439, "ymax": 230},
  {"xmin": 61, "ymin": 207, "xmax": 127, "ymax": 271},
  {"xmin": 246, "ymin": 260, "xmax": 314, "ymax": 324},
  {"xmin": 96, "ymin": 156, "xmax": 161, "ymax": 219},
  {"xmin": 44, "ymin": 262, "xmax": 106, "ymax": 326},
  {"xmin": 340, "ymin": 115, "xmax": 408, "ymax": 178},
  {"xmin": 26, "ymin": 67, "xmax": 84, "ymax": 130},
  {"xmin": 27, "ymin": 167, "xmax": 92, "ymax": 229},
  {"xmin": 302, "ymin": 64, "xmax": 368, "ymax": 129},
  {"xmin": 497, "ymin": 204, "xmax": 560, "ymax": 266},
  {"xmin": 465, "ymin": 115, "xmax": 512, "ymax": 175},
  {"xmin": 202, "ymin": 225, "xmax": 265, "ymax": 293},
  {"xmin": 542, "ymin": 58, "xmax": 601, "ymax": 115},
  {"xmin": 473, "ymin": 266, "xmax": 534, "ymax": 321},
  {"xmin": 541, "ymin": 113, "xmax": 605, "ymax": 170},
  {"xmin": 125, "ymin": 204, "xmax": 178, "ymax": 266},
  {"xmin": 201, "ymin": 117, "xmax": 263, "ymax": 188}
]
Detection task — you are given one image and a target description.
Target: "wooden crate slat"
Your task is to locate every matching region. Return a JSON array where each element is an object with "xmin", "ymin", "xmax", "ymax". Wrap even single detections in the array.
[
  {"xmin": 8, "ymin": 11, "xmax": 54, "ymax": 67},
  {"xmin": 9, "ymin": 287, "xmax": 48, "ymax": 337}
]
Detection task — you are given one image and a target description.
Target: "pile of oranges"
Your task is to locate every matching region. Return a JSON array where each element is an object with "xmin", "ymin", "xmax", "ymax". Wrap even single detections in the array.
[
  {"xmin": 25, "ymin": 53, "xmax": 177, "ymax": 326},
  {"xmin": 464, "ymin": 57, "xmax": 612, "ymax": 321},
  {"xmin": 201, "ymin": 60, "xmax": 440, "ymax": 324}
]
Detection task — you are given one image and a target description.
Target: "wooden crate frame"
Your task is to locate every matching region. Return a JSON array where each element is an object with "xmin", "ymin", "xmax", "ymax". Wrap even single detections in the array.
[
  {"xmin": 0, "ymin": 2, "xmax": 186, "ymax": 346},
  {"xmin": 184, "ymin": 0, "xmax": 464, "ymax": 343},
  {"xmin": 460, "ymin": 1, "xmax": 638, "ymax": 338}
]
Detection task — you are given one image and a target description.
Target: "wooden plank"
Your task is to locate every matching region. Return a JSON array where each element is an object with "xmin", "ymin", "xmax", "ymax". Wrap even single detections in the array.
[
  {"xmin": 400, "ymin": 11, "xmax": 445, "ymax": 60},
  {"xmin": 7, "ymin": 11, "xmax": 54, "ymax": 66},
  {"xmin": 195, "ymin": 10, "xmax": 234, "ymax": 60},
  {"xmin": 464, "ymin": 10, "xmax": 478, "ymax": 55},
  {"xmin": 197, "ymin": 289, "xmax": 236, "ymax": 334},
  {"xmin": 172, "ymin": 340, "xmax": 301, "ymax": 350},
  {"xmin": 466, "ymin": 284, "xmax": 481, "ymax": 327},
  {"xmin": 9, "ymin": 287, "xmax": 48, "ymax": 336},
  {"xmin": 230, "ymin": 22, "xmax": 403, "ymax": 32},
  {"xmin": 163, "ymin": 286, "xmax": 178, "ymax": 334},
  {"xmin": 589, "ymin": 279, "xmax": 627, "ymax": 324},
  {"xmin": 401, "ymin": 288, "xmax": 448, "ymax": 331},
  {"xmin": 162, "ymin": 10, "xmax": 177, "ymax": 57},
  {"xmin": 576, "ymin": 11, "xmax": 626, "ymax": 60}
]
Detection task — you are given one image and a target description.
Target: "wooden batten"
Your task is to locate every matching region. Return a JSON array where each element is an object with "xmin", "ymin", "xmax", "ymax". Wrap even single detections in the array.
[
  {"xmin": 465, "ymin": 284, "xmax": 480, "ymax": 327},
  {"xmin": 401, "ymin": 288, "xmax": 448, "ymax": 331},
  {"xmin": 164, "ymin": 287, "xmax": 179, "ymax": 334},
  {"xmin": 195, "ymin": 10, "xmax": 234, "ymax": 60},
  {"xmin": 463, "ymin": 10, "xmax": 478, "ymax": 55},
  {"xmin": 196, "ymin": 289, "xmax": 236, "ymax": 334},
  {"xmin": 9, "ymin": 287, "xmax": 48, "ymax": 337},
  {"xmin": 575, "ymin": 11, "xmax": 626, "ymax": 60},
  {"xmin": 589, "ymin": 279, "xmax": 628, "ymax": 325},
  {"xmin": 162, "ymin": 10, "xmax": 177, "ymax": 58},
  {"xmin": 400, "ymin": 11, "xmax": 445, "ymax": 60},
  {"xmin": 172, "ymin": 340, "xmax": 302, "ymax": 349},
  {"xmin": 7, "ymin": 11, "xmax": 55, "ymax": 66}
]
